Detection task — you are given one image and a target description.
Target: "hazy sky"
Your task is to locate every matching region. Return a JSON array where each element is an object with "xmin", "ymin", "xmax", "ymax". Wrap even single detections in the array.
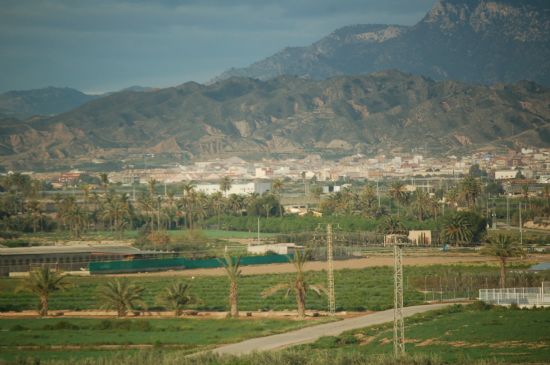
[{"xmin": 0, "ymin": 0, "xmax": 435, "ymax": 93}]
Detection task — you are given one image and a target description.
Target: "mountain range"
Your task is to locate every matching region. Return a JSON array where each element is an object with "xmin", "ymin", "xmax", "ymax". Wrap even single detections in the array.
[
  {"xmin": 1, "ymin": 0, "xmax": 549, "ymax": 170},
  {"xmin": 0, "ymin": 86, "xmax": 156, "ymax": 120},
  {"xmin": 0, "ymin": 87, "xmax": 98, "ymax": 119},
  {"xmin": 1, "ymin": 70, "xmax": 548, "ymax": 170},
  {"xmin": 216, "ymin": 0, "xmax": 550, "ymax": 86}
]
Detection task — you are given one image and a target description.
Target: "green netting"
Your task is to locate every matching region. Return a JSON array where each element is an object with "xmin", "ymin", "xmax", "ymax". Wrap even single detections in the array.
[{"xmin": 89, "ymin": 254, "xmax": 292, "ymax": 274}]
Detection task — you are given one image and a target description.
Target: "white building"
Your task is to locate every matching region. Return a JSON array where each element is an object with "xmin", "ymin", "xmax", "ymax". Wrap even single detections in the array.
[
  {"xmin": 195, "ymin": 180, "xmax": 272, "ymax": 195},
  {"xmin": 495, "ymin": 170, "xmax": 517, "ymax": 180},
  {"xmin": 247, "ymin": 243, "xmax": 303, "ymax": 255}
]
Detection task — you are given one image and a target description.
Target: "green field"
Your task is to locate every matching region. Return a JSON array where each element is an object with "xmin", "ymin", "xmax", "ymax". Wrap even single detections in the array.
[
  {"xmin": 2, "ymin": 265, "xmax": 548, "ymax": 313},
  {"xmin": 0, "ymin": 316, "xmax": 329, "ymax": 362},
  {"xmin": 301, "ymin": 303, "xmax": 550, "ymax": 364},
  {"xmin": 5, "ymin": 305, "xmax": 549, "ymax": 365}
]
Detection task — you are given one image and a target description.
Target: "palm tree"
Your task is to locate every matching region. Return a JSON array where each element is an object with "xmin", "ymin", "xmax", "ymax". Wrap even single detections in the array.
[
  {"xmin": 441, "ymin": 213, "xmax": 472, "ymax": 246},
  {"xmin": 227, "ymin": 194, "xmax": 245, "ymax": 216},
  {"xmin": 58, "ymin": 197, "xmax": 87, "ymax": 238},
  {"xmin": 102, "ymin": 193, "xmax": 131, "ymax": 238},
  {"xmin": 16, "ymin": 267, "xmax": 69, "ymax": 317},
  {"xmin": 26, "ymin": 200, "xmax": 43, "ymax": 233},
  {"xmin": 359, "ymin": 185, "xmax": 376, "ymax": 215},
  {"xmin": 181, "ymin": 181, "xmax": 195, "ymax": 197},
  {"xmin": 159, "ymin": 281, "xmax": 194, "ymax": 316},
  {"xmin": 445, "ymin": 187, "xmax": 459, "ymax": 210},
  {"xmin": 148, "ymin": 179, "xmax": 158, "ymax": 196},
  {"xmin": 262, "ymin": 250, "xmax": 326, "ymax": 319},
  {"xmin": 99, "ymin": 173, "xmax": 109, "ymax": 194},
  {"xmin": 411, "ymin": 190, "xmax": 431, "ymax": 221},
  {"xmin": 219, "ymin": 176, "xmax": 232, "ymax": 198},
  {"xmin": 272, "ymin": 179, "xmax": 284, "ymax": 217},
  {"xmin": 211, "ymin": 191, "xmax": 225, "ymax": 229},
  {"xmin": 378, "ymin": 215, "xmax": 406, "ymax": 235},
  {"xmin": 98, "ymin": 279, "xmax": 145, "ymax": 317},
  {"xmin": 481, "ymin": 235, "xmax": 523, "ymax": 288},
  {"xmin": 219, "ymin": 253, "xmax": 241, "ymax": 318},
  {"xmin": 460, "ymin": 176, "xmax": 481, "ymax": 209},
  {"xmin": 389, "ymin": 181, "xmax": 408, "ymax": 216}
]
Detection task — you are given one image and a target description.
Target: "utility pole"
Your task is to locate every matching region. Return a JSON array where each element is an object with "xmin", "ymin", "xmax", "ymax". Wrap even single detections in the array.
[
  {"xmin": 519, "ymin": 202, "xmax": 523, "ymax": 246},
  {"xmin": 393, "ymin": 240, "xmax": 405, "ymax": 357},
  {"xmin": 506, "ymin": 194, "xmax": 510, "ymax": 226},
  {"xmin": 257, "ymin": 216, "xmax": 260, "ymax": 244},
  {"xmin": 376, "ymin": 180, "xmax": 381, "ymax": 208},
  {"xmin": 157, "ymin": 196, "xmax": 162, "ymax": 232},
  {"xmin": 327, "ymin": 224, "xmax": 335, "ymax": 315}
]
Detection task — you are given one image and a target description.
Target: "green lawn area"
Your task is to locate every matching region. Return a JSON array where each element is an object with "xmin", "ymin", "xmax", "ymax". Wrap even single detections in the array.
[
  {"xmin": 302, "ymin": 304, "xmax": 550, "ymax": 364},
  {"xmin": 0, "ymin": 317, "xmax": 328, "ymax": 362}
]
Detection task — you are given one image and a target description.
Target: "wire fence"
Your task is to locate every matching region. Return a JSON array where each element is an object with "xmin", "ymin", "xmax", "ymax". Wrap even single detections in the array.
[{"xmin": 479, "ymin": 283, "xmax": 550, "ymax": 306}]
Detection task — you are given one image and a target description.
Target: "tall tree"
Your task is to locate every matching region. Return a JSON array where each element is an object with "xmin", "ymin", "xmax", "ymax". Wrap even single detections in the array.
[
  {"xmin": 98, "ymin": 279, "xmax": 144, "ymax": 317},
  {"xmin": 219, "ymin": 176, "xmax": 232, "ymax": 198},
  {"xmin": 262, "ymin": 250, "xmax": 326, "ymax": 319},
  {"xmin": 389, "ymin": 181, "xmax": 408, "ymax": 216},
  {"xmin": 102, "ymin": 193, "xmax": 131, "ymax": 238},
  {"xmin": 481, "ymin": 235, "xmax": 523, "ymax": 288},
  {"xmin": 219, "ymin": 254, "xmax": 241, "ymax": 318},
  {"xmin": 272, "ymin": 179, "xmax": 284, "ymax": 217},
  {"xmin": 99, "ymin": 173, "xmax": 109, "ymax": 194},
  {"xmin": 460, "ymin": 176, "xmax": 481, "ymax": 209},
  {"xmin": 17, "ymin": 267, "xmax": 69, "ymax": 317},
  {"xmin": 411, "ymin": 189, "xmax": 432, "ymax": 221}
]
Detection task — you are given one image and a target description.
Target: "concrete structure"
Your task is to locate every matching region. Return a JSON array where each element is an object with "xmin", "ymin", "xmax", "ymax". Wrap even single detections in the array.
[
  {"xmin": 195, "ymin": 180, "xmax": 272, "ymax": 196},
  {"xmin": 408, "ymin": 230, "xmax": 432, "ymax": 245},
  {"xmin": 0, "ymin": 245, "xmax": 164, "ymax": 276},
  {"xmin": 247, "ymin": 243, "xmax": 303, "ymax": 256},
  {"xmin": 495, "ymin": 170, "xmax": 517, "ymax": 180}
]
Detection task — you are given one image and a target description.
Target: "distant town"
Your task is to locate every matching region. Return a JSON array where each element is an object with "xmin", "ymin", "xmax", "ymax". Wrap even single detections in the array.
[{"xmin": 11, "ymin": 148, "xmax": 550, "ymax": 197}]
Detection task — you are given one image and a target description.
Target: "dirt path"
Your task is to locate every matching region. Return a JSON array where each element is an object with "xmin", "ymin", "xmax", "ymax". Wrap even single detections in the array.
[
  {"xmin": 210, "ymin": 303, "xmax": 455, "ymax": 355},
  {"xmin": 110, "ymin": 254, "xmax": 545, "ymax": 278}
]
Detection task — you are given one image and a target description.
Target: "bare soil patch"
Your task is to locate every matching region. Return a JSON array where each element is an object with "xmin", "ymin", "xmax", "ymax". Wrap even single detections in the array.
[{"xmin": 109, "ymin": 254, "xmax": 546, "ymax": 278}]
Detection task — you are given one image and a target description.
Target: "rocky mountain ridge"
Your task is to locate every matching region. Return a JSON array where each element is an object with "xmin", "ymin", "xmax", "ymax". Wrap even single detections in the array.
[{"xmin": 215, "ymin": 0, "xmax": 550, "ymax": 86}]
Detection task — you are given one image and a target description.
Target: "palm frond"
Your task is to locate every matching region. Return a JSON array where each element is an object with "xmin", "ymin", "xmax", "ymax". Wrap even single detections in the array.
[{"xmin": 261, "ymin": 283, "xmax": 290, "ymax": 298}]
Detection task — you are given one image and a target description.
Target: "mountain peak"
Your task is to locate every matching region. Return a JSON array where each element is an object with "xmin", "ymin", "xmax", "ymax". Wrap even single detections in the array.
[
  {"xmin": 215, "ymin": 0, "xmax": 550, "ymax": 86},
  {"xmin": 421, "ymin": 0, "xmax": 550, "ymax": 40}
]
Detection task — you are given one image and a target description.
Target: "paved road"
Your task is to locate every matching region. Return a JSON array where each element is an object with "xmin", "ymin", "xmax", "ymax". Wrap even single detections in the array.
[{"xmin": 212, "ymin": 303, "xmax": 455, "ymax": 355}]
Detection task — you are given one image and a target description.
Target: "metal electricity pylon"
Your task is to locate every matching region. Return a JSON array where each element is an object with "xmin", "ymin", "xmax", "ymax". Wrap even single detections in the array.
[
  {"xmin": 327, "ymin": 224, "xmax": 335, "ymax": 315},
  {"xmin": 393, "ymin": 240, "xmax": 405, "ymax": 357}
]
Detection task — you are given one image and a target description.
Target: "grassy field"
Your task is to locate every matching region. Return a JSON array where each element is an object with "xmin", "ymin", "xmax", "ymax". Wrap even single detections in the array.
[
  {"xmin": 0, "ymin": 316, "xmax": 329, "ymax": 362},
  {"xmin": 2, "ymin": 265, "xmax": 548, "ymax": 313},
  {"xmin": 301, "ymin": 303, "xmax": 550, "ymax": 364},
  {"xmin": 5, "ymin": 305, "xmax": 548, "ymax": 365}
]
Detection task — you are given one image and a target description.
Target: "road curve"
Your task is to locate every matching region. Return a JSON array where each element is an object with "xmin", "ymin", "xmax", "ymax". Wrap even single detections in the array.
[{"xmin": 211, "ymin": 303, "xmax": 455, "ymax": 355}]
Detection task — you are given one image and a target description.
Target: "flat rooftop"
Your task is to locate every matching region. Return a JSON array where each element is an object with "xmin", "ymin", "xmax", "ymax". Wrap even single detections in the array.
[{"xmin": 0, "ymin": 245, "xmax": 147, "ymax": 256}]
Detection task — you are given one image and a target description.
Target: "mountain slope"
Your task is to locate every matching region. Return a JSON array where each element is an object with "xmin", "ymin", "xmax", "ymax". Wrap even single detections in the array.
[
  {"xmin": 215, "ymin": 0, "xmax": 550, "ymax": 86},
  {"xmin": 1, "ymin": 71, "xmax": 549, "ymax": 169},
  {"xmin": 0, "ymin": 87, "xmax": 98, "ymax": 119}
]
